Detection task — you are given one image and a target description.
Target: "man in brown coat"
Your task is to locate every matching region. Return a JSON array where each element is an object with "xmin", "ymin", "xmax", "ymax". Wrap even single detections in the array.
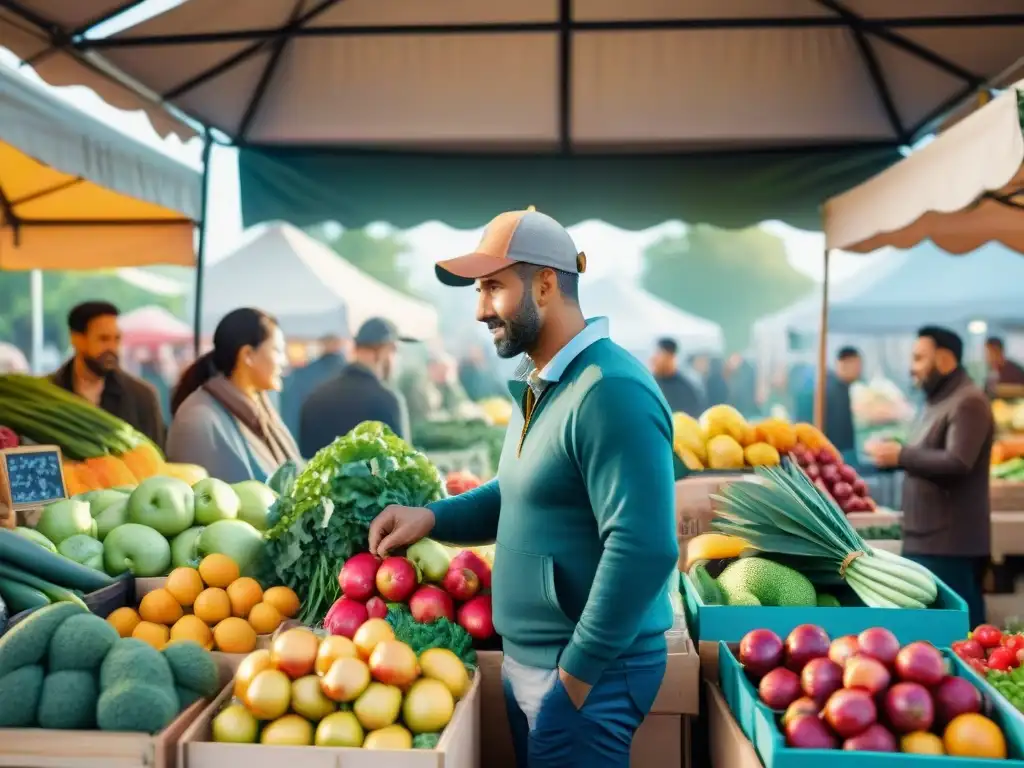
[{"xmin": 866, "ymin": 326, "xmax": 992, "ymax": 627}]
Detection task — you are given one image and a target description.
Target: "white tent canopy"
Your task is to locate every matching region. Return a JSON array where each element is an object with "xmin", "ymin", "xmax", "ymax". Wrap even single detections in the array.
[
  {"xmin": 196, "ymin": 222, "xmax": 439, "ymax": 341},
  {"xmin": 581, "ymin": 276, "xmax": 723, "ymax": 356},
  {"xmin": 5, "ymin": 2, "xmax": 1024, "ymax": 150},
  {"xmin": 825, "ymin": 78, "xmax": 1024, "ymax": 254}
]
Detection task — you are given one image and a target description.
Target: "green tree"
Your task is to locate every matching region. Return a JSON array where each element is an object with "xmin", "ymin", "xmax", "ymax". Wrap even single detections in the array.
[
  {"xmin": 306, "ymin": 224, "xmax": 414, "ymax": 295},
  {"xmin": 641, "ymin": 225, "xmax": 814, "ymax": 352}
]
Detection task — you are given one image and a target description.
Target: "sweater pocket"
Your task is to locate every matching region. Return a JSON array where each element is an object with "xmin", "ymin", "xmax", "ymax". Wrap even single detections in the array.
[{"xmin": 492, "ymin": 541, "xmax": 575, "ymax": 643}]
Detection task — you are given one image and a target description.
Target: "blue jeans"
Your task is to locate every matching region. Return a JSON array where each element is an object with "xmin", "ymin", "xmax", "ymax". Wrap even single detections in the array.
[{"xmin": 502, "ymin": 650, "xmax": 667, "ymax": 768}]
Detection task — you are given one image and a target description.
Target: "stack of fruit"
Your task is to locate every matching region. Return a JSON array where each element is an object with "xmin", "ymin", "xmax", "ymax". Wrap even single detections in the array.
[
  {"xmin": 790, "ymin": 445, "xmax": 877, "ymax": 514},
  {"xmin": 106, "ymin": 554, "xmax": 300, "ymax": 653},
  {"xmin": 0, "ymin": 601, "xmax": 220, "ymax": 731},
  {"xmin": 26, "ymin": 475, "xmax": 276, "ymax": 579},
  {"xmin": 211, "ymin": 623, "xmax": 472, "ymax": 749},
  {"xmin": 327, "ymin": 543, "xmax": 494, "ymax": 643},
  {"xmin": 738, "ymin": 624, "xmax": 1008, "ymax": 758}
]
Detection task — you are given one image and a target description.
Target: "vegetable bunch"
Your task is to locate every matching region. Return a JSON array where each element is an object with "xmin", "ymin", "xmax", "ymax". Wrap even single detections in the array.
[
  {"xmin": 711, "ymin": 464, "xmax": 938, "ymax": 609},
  {"xmin": 386, "ymin": 604, "xmax": 476, "ymax": 668},
  {"xmin": 986, "ymin": 665, "xmax": 1024, "ymax": 714},
  {"xmin": 262, "ymin": 422, "xmax": 444, "ymax": 624}
]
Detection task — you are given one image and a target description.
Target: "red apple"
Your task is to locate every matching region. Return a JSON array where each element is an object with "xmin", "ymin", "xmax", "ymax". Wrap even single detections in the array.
[
  {"xmin": 457, "ymin": 594, "xmax": 494, "ymax": 640},
  {"xmin": 843, "ymin": 655, "xmax": 891, "ymax": 695},
  {"xmin": 338, "ymin": 552, "xmax": 380, "ymax": 601},
  {"xmin": 857, "ymin": 627, "xmax": 900, "ymax": 667},
  {"xmin": 783, "ymin": 697, "xmax": 820, "ymax": 728},
  {"xmin": 882, "ymin": 682, "xmax": 934, "ymax": 733},
  {"xmin": 828, "ymin": 635, "xmax": 860, "ymax": 668},
  {"xmin": 820, "ymin": 464, "xmax": 841, "ymax": 484},
  {"xmin": 441, "ymin": 565, "xmax": 480, "ymax": 602},
  {"xmin": 785, "ymin": 624, "xmax": 831, "ymax": 673},
  {"xmin": 837, "ymin": 464, "xmax": 858, "ymax": 483},
  {"xmin": 831, "ymin": 481, "xmax": 853, "ymax": 501},
  {"xmin": 801, "ymin": 658, "xmax": 843, "ymax": 705},
  {"xmin": 824, "ymin": 688, "xmax": 877, "ymax": 739},
  {"xmin": 375, "ymin": 556, "xmax": 418, "ymax": 602},
  {"xmin": 365, "ymin": 596, "xmax": 388, "ymax": 620},
  {"xmin": 851, "ymin": 478, "xmax": 868, "ymax": 496},
  {"xmin": 739, "ymin": 629, "xmax": 784, "ymax": 681},
  {"xmin": 843, "ymin": 723, "xmax": 897, "ymax": 752},
  {"xmin": 408, "ymin": 585, "xmax": 455, "ymax": 623},
  {"xmin": 805, "ymin": 462, "xmax": 821, "ymax": 480},
  {"xmin": 894, "ymin": 642, "xmax": 945, "ymax": 686},
  {"xmin": 760, "ymin": 667, "xmax": 802, "ymax": 710},
  {"xmin": 786, "ymin": 714, "xmax": 838, "ymax": 749},
  {"xmin": 934, "ymin": 676, "xmax": 982, "ymax": 726},
  {"xmin": 449, "ymin": 550, "xmax": 492, "ymax": 589}
]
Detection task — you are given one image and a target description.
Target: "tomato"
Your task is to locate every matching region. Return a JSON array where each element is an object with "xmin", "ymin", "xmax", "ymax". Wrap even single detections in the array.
[
  {"xmin": 952, "ymin": 641, "xmax": 967, "ymax": 658},
  {"xmin": 973, "ymin": 625, "xmax": 1003, "ymax": 649},
  {"xmin": 968, "ymin": 658, "xmax": 988, "ymax": 675},
  {"xmin": 1003, "ymin": 634, "xmax": 1024, "ymax": 654},
  {"xmin": 960, "ymin": 639, "xmax": 985, "ymax": 659},
  {"xmin": 987, "ymin": 647, "xmax": 1016, "ymax": 671}
]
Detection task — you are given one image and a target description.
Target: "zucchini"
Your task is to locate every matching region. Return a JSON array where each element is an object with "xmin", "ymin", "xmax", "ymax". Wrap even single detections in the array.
[
  {"xmin": 0, "ymin": 528, "xmax": 113, "ymax": 592},
  {"xmin": 0, "ymin": 564, "xmax": 86, "ymax": 609},
  {"xmin": 0, "ymin": 577, "xmax": 50, "ymax": 613}
]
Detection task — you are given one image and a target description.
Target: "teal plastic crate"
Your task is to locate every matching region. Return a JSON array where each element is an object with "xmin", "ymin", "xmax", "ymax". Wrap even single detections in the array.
[
  {"xmin": 956, "ymin": 654, "xmax": 1024, "ymax": 759},
  {"xmin": 683, "ymin": 571, "xmax": 968, "ymax": 648},
  {"xmin": 719, "ymin": 641, "xmax": 1024, "ymax": 767}
]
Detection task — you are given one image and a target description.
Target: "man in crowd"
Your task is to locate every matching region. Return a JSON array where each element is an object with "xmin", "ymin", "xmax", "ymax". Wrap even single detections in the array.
[
  {"xmin": 458, "ymin": 343, "xmax": 504, "ymax": 401},
  {"xmin": 281, "ymin": 333, "xmax": 348, "ymax": 436},
  {"xmin": 650, "ymin": 337, "xmax": 705, "ymax": 416},
  {"xmin": 865, "ymin": 326, "xmax": 992, "ymax": 627},
  {"xmin": 368, "ymin": 209, "xmax": 678, "ymax": 767},
  {"xmin": 825, "ymin": 346, "xmax": 862, "ymax": 462},
  {"xmin": 985, "ymin": 336, "xmax": 1024, "ymax": 396},
  {"xmin": 51, "ymin": 301, "xmax": 165, "ymax": 447},
  {"xmin": 299, "ymin": 317, "xmax": 410, "ymax": 455}
]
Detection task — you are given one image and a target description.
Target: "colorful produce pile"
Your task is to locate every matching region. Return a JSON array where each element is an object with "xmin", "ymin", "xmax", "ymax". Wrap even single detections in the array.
[
  {"xmin": 953, "ymin": 623, "xmax": 1024, "ymax": 715},
  {"xmin": 262, "ymin": 422, "xmax": 445, "ymax": 624},
  {"xmin": 0, "ymin": 602, "xmax": 220, "ymax": 731},
  {"xmin": 211, "ymin": 624, "xmax": 472, "ymax": 749},
  {"xmin": 476, "ymin": 397, "xmax": 513, "ymax": 427},
  {"xmin": 327, "ymin": 543, "xmax": 493, "ymax": 651},
  {"xmin": 105, "ymin": 554, "xmax": 300, "ymax": 653},
  {"xmin": 692, "ymin": 464, "xmax": 937, "ymax": 609},
  {"xmin": 851, "ymin": 378, "xmax": 914, "ymax": 427},
  {"xmin": 739, "ymin": 624, "xmax": 1007, "ymax": 758},
  {"xmin": 991, "ymin": 455, "xmax": 1024, "ymax": 481},
  {"xmin": 790, "ymin": 443, "xmax": 877, "ymax": 514},
  {"xmin": 25, "ymin": 475, "xmax": 274, "ymax": 579}
]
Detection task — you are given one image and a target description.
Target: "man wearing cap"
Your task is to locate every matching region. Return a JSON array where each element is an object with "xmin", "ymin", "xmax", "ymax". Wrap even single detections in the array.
[
  {"xmin": 369, "ymin": 210, "xmax": 678, "ymax": 766},
  {"xmin": 299, "ymin": 317, "xmax": 411, "ymax": 456}
]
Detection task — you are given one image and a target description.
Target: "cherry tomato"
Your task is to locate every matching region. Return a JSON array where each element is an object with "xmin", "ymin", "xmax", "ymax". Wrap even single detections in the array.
[
  {"xmin": 987, "ymin": 647, "xmax": 1016, "ymax": 671},
  {"xmin": 960, "ymin": 639, "xmax": 985, "ymax": 659},
  {"xmin": 973, "ymin": 624, "xmax": 1003, "ymax": 649},
  {"xmin": 1004, "ymin": 634, "xmax": 1024, "ymax": 654}
]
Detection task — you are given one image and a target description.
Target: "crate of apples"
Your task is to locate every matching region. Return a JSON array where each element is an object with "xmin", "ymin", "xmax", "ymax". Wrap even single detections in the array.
[
  {"xmin": 737, "ymin": 624, "xmax": 1008, "ymax": 758},
  {"xmin": 324, "ymin": 542, "xmax": 495, "ymax": 643},
  {"xmin": 211, "ymin": 621, "xmax": 473, "ymax": 748},
  {"xmin": 790, "ymin": 445, "xmax": 876, "ymax": 514}
]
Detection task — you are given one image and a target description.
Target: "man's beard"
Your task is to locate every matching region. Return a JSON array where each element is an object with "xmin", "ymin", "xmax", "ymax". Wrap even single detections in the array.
[
  {"xmin": 83, "ymin": 352, "xmax": 118, "ymax": 377},
  {"xmin": 913, "ymin": 367, "xmax": 943, "ymax": 395},
  {"xmin": 485, "ymin": 293, "xmax": 542, "ymax": 359}
]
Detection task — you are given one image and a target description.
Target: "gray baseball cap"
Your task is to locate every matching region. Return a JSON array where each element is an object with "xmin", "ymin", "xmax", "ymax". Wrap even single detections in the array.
[
  {"xmin": 435, "ymin": 208, "xmax": 587, "ymax": 287},
  {"xmin": 354, "ymin": 317, "xmax": 416, "ymax": 346}
]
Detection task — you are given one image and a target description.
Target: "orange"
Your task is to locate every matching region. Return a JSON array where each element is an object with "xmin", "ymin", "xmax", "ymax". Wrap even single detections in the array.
[
  {"xmin": 214, "ymin": 617, "xmax": 259, "ymax": 654},
  {"xmin": 138, "ymin": 588, "xmax": 184, "ymax": 625},
  {"xmin": 944, "ymin": 713, "xmax": 1007, "ymax": 758},
  {"xmin": 132, "ymin": 620, "xmax": 170, "ymax": 650},
  {"xmin": 107, "ymin": 607, "xmax": 141, "ymax": 638},
  {"xmin": 901, "ymin": 731, "xmax": 944, "ymax": 755},
  {"xmin": 227, "ymin": 577, "xmax": 264, "ymax": 619},
  {"xmin": 248, "ymin": 601, "xmax": 283, "ymax": 635},
  {"xmin": 166, "ymin": 567, "xmax": 205, "ymax": 607},
  {"xmin": 193, "ymin": 587, "xmax": 232, "ymax": 625},
  {"xmin": 263, "ymin": 586, "xmax": 300, "ymax": 619},
  {"xmin": 198, "ymin": 553, "xmax": 240, "ymax": 588},
  {"xmin": 170, "ymin": 615, "xmax": 215, "ymax": 649}
]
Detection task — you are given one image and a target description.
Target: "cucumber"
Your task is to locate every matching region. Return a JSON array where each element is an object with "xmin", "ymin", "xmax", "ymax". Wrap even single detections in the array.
[
  {"xmin": 0, "ymin": 564, "xmax": 86, "ymax": 609},
  {"xmin": 0, "ymin": 528, "xmax": 113, "ymax": 593},
  {"xmin": 0, "ymin": 577, "xmax": 50, "ymax": 613}
]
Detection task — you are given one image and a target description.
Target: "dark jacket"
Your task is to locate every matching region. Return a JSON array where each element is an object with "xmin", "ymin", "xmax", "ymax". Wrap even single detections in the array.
[
  {"xmin": 51, "ymin": 359, "xmax": 166, "ymax": 448},
  {"xmin": 299, "ymin": 363, "xmax": 410, "ymax": 457},
  {"xmin": 899, "ymin": 368, "xmax": 993, "ymax": 557},
  {"xmin": 654, "ymin": 371, "xmax": 705, "ymax": 417},
  {"xmin": 280, "ymin": 352, "xmax": 347, "ymax": 436},
  {"xmin": 824, "ymin": 373, "xmax": 856, "ymax": 453}
]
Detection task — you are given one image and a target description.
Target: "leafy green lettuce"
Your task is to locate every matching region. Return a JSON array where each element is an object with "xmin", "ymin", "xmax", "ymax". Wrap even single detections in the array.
[{"xmin": 262, "ymin": 422, "xmax": 444, "ymax": 623}]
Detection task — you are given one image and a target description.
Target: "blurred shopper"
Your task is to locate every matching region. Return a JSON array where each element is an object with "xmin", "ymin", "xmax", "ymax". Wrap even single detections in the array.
[
  {"xmin": 167, "ymin": 308, "xmax": 300, "ymax": 483},
  {"xmin": 52, "ymin": 301, "xmax": 165, "ymax": 447},
  {"xmin": 300, "ymin": 317, "xmax": 411, "ymax": 455},
  {"xmin": 726, "ymin": 353, "xmax": 759, "ymax": 418},
  {"xmin": 825, "ymin": 346, "xmax": 862, "ymax": 462},
  {"xmin": 650, "ymin": 338, "xmax": 704, "ymax": 417},
  {"xmin": 404, "ymin": 351, "xmax": 472, "ymax": 426},
  {"xmin": 865, "ymin": 326, "xmax": 992, "ymax": 627},
  {"xmin": 281, "ymin": 333, "xmax": 349, "ymax": 436},
  {"xmin": 458, "ymin": 343, "xmax": 504, "ymax": 401},
  {"xmin": 985, "ymin": 336, "xmax": 1024, "ymax": 396}
]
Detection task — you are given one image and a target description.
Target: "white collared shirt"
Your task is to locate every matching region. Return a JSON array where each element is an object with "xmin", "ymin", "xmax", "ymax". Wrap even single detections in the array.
[{"xmin": 514, "ymin": 317, "xmax": 611, "ymax": 398}]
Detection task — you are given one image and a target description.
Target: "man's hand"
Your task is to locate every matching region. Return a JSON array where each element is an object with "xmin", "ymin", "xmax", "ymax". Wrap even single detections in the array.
[
  {"xmin": 369, "ymin": 505, "xmax": 436, "ymax": 557},
  {"xmin": 865, "ymin": 440, "xmax": 902, "ymax": 468},
  {"xmin": 558, "ymin": 667, "xmax": 592, "ymax": 710}
]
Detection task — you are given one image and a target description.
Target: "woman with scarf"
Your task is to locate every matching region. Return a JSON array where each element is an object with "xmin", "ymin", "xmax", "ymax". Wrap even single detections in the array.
[{"xmin": 166, "ymin": 308, "xmax": 302, "ymax": 483}]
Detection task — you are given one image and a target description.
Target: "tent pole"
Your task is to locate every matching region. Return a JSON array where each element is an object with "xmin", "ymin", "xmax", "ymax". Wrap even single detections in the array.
[
  {"xmin": 193, "ymin": 134, "xmax": 213, "ymax": 356},
  {"xmin": 814, "ymin": 247, "xmax": 831, "ymax": 428}
]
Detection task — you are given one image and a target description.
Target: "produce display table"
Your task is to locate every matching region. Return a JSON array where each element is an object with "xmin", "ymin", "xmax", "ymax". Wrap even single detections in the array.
[
  {"xmin": 989, "ymin": 511, "xmax": 1024, "ymax": 564},
  {"xmin": 991, "ymin": 479, "xmax": 1024, "ymax": 514}
]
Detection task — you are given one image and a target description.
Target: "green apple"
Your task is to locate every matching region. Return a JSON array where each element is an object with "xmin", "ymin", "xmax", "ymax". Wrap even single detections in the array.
[
  {"xmin": 127, "ymin": 477, "xmax": 195, "ymax": 536},
  {"xmin": 232, "ymin": 480, "xmax": 277, "ymax": 531},
  {"xmin": 36, "ymin": 499, "xmax": 96, "ymax": 545},
  {"xmin": 406, "ymin": 538, "xmax": 451, "ymax": 583},
  {"xmin": 94, "ymin": 497, "xmax": 129, "ymax": 541},
  {"xmin": 58, "ymin": 534, "xmax": 105, "ymax": 570},
  {"xmin": 102, "ymin": 523, "xmax": 171, "ymax": 576},
  {"xmin": 77, "ymin": 488, "xmax": 129, "ymax": 515},
  {"xmin": 170, "ymin": 525, "xmax": 205, "ymax": 568},
  {"xmin": 197, "ymin": 519, "xmax": 264, "ymax": 575},
  {"xmin": 193, "ymin": 477, "xmax": 240, "ymax": 525}
]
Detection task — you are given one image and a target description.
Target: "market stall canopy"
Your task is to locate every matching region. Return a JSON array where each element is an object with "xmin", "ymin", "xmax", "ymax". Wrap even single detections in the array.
[
  {"xmin": 9, "ymin": 1, "xmax": 1024, "ymax": 229},
  {"xmin": 196, "ymin": 222, "xmax": 439, "ymax": 341},
  {"xmin": 118, "ymin": 305, "xmax": 193, "ymax": 347},
  {"xmin": 0, "ymin": 63, "xmax": 201, "ymax": 270},
  {"xmin": 825, "ymin": 79, "xmax": 1024, "ymax": 254},
  {"xmin": 582, "ymin": 276, "xmax": 723, "ymax": 356}
]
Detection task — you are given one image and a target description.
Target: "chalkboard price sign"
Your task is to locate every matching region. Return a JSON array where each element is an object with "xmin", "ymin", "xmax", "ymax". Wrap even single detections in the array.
[{"xmin": 0, "ymin": 445, "xmax": 67, "ymax": 512}]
